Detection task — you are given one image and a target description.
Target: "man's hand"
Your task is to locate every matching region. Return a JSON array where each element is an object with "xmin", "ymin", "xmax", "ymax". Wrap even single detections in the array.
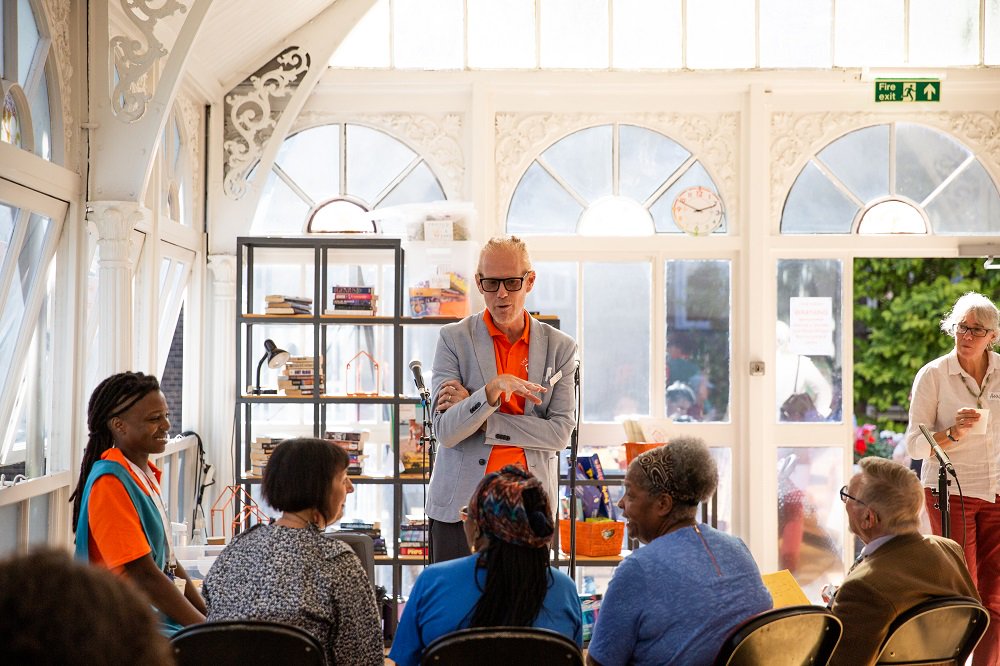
[
  {"xmin": 437, "ymin": 379, "xmax": 471, "ymax": 412},
  {"xmin": 486, "ymin": 374, "xmax": 546, "ymax": 407}
]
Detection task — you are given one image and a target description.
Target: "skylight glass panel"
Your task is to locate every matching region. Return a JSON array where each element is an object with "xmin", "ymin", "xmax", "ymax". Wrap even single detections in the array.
[
  {"xmin": 540, "ymin": 0, "xmax": 609, "ymax": 69},
  {"xmin": 468, "ymin": 0, "xmax": 536, "ymax": 69},
  {"xmin": 988, "ymin": 0, "xmax": 1000, "ymax": 65},
  {"xmin": 394, "ymin": 0, "xmax": 463, "ymax": 69},
  {"xmin": 760, "ymin": 0, "xmax": 832, "ymax": 68},
  {"xmin": 833, "ymin": 0, "xmax": 904, "ymax": 66},
  {"xmin": 909, "ymin": 0, "xmax": 978, "ymax": 66},
  {"xmin": 329, "ymin": 0, "xmax": 390, "ymax": 68},
  {"xmin": 686, "ymin": 0, "xmax": 754, "ymax": 69},
  {"xmin": 612, "ymin": 0, "xmax": 681, "ymax": 69},
  {"xmin": 16, "ymin": 0, "xmax": 39, "ymax": 87}
]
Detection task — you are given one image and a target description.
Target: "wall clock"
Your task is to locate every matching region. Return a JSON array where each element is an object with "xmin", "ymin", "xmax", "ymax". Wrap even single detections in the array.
[{"xmin": 671, "ymin": 186, "xmax": 724, "ymax": 236}]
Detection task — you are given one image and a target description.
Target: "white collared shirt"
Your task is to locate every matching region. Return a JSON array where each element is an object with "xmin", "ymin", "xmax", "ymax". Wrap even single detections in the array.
[{"xmin": 904, "ymin": 349, "xmax": 1000, "ymax": 501}]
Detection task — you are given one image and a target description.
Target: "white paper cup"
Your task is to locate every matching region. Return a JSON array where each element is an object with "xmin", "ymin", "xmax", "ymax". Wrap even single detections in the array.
[{"xmin": 970, "ymin": 408, "xmax": 990, "ymax": 435}]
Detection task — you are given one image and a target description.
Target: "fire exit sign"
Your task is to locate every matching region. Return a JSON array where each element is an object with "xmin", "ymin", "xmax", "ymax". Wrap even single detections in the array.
[{"xmin": 875, "ymin": 79, "xmax": 941, "ymax": 102}]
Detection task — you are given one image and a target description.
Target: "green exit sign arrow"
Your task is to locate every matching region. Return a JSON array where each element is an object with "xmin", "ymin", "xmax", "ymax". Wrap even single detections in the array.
[{"xmin": 875, "ymin": 79, "xmax": 941, "ymax": 102}]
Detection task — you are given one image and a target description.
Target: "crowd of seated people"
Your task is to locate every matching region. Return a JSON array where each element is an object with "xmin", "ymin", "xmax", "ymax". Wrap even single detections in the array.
[{"xmin": 8, "ymin": 370, "xmax": 977, "ymax": 665}]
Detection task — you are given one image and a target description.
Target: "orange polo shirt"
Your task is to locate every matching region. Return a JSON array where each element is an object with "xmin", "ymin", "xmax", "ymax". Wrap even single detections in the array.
[
  {"xmin": 484, "ymin": 309, "xmax": 530, "ymax": 473},
  {"xmin": 87, "ymin": 447, "xmax": 161, "ymax": 572}
]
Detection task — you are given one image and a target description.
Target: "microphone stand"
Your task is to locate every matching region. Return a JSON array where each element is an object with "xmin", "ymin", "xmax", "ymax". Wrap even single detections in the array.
[
  {"xmin": 934, "ymin": 461, "xmax": 951, "ymax": 540},
  {"xmin": 567, "ymin": 361, "xmax": 581, "ymax": 579},
  {"xmin": 417, "ymin": 388, "xmax": 437, "ymax": 561}
]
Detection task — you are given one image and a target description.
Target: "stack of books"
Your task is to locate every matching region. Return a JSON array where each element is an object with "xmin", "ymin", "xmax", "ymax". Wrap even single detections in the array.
[
  {"xmin": 338, "ymin": 520, "xmax": 387, "ymax": 556},
  {"xmin": 264, "ymin": 294, "xmax": 312, "ymax": 315},
  {"xmin": 399, "ymin": 514, "xmax": 429, "ymax": 557},
  {"xmin": 324, "ymin": 430, "xmax": 368, "ymax": 475},
  {"xmin": 249, "ymin": 436, "xmax": 283, "ymax": 476},
  {"xmin": 278, "ymin": 356, "xmax": 325, "ymax": 397},
  {"xmin": 328, "ymin": 286, "xmax": 377, "ymax": 315}
]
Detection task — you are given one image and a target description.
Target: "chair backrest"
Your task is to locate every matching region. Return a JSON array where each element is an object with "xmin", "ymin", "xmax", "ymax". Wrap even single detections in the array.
[
  {"xmin": 875, "ymin": 595, "xmax": 989, "ymax": 665},
  {"xmin": 714, "ymin": 605, "xmax": 843, "ymax": 666},
  {"xmin": 170, "ymin": 620, "xmax": 325, "ymax": 666},
  {"xmin": 420, "ymin": 626, "xmax": 584, "ymax": 666},
  {"xmin": 325, "ymin": 531, "xmax": 375, "ymax": 583}
]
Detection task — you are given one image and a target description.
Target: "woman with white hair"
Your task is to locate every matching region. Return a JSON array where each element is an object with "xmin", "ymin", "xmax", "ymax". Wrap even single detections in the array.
[{"xmin": 904, "ymin": 291, "xmax": 1000, "ymax": 666}]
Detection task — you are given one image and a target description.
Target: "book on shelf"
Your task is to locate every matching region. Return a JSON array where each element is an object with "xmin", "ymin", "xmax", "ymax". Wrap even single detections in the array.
[
  {"xmin": 263, "ymin": 295, "xmax": 313, "ymax": 315},
  {"xmin": 332, "ymin": 286, "xmax": 374, "ymax": 294},
  {"xmin": 400, "ymin": 419, "xmax": 429, "ymax": 474},
  {"xmin": 266, "ymin": 294, "xmax": 313, "ymax": 304},
  {"xmin": 399, "ymin": 546, "xmax": 428, "ymax": 557},
  {"xmin": 325, "ymin": 430, "xmax": 369, "ymax": 442},
  {"xmin": 335, "ymin": 521, "xmax": 387, "ymax": 555}
]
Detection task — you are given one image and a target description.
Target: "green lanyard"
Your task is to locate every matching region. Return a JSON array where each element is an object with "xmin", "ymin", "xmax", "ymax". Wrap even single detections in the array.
[{"xmin": 961, "ymin": 371, "xmax": 992, "ymax": 408}]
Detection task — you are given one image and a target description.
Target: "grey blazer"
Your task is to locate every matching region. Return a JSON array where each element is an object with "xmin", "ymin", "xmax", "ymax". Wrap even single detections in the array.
[{"xmin": 425, "ymin": 311, "xmax": 578, "ymax": 523}]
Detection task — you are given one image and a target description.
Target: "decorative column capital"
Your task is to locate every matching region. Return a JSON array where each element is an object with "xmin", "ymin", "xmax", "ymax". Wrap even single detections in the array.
[
  {"xmin": 208, "ymin": 254, "xmax": 237, "ymax": 299},
  {"xmin": 86, "ymin": 201, "xmax": 150, "ymax": 265}
]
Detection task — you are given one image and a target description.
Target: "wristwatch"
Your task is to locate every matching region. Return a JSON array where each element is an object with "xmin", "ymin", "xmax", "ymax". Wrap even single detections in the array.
[{"xmin": 946, "ymin": 427, "xmax": 958, "ymax": 442}]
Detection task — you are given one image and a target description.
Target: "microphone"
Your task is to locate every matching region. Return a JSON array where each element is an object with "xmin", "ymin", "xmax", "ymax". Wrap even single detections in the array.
[
  {"xmin": 918, "ymin": 424, "xmax": 956, "ymax": 476},
  {"xmin": 409, "ymin": 360, "xmax": 430, "ymax": 400}
]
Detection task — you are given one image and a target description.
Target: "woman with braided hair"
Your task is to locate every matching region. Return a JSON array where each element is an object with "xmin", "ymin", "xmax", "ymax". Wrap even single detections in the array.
[
  {"xmin": 389, "ymin": 465, "xmax": 582, "ymax": 665},
  {"xmin": 70, "ymin": 371, "xmax": 206, "ymax": 634}
]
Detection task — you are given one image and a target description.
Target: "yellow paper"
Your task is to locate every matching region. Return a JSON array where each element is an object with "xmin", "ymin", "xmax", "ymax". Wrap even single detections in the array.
[{"xmin": 762, "ymin": 569, "xmax": 811, "ymax": 607}]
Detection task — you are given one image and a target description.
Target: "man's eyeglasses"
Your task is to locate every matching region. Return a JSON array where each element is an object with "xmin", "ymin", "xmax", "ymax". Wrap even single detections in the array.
[
  {"xmin": 840, "ymin": 485, "xmax": 869, "ymax": 508},
  {"xmin": 955, "ymin": 323, "xmax": 992, "ymax": 338},
  {"xmin": 478, "ymin": 272, "xmax": 531, "ymax": 293}
]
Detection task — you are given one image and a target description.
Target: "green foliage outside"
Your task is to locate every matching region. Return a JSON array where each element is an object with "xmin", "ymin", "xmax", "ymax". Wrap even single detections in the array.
[{"xmin": 853, "ymin": 258, "xmax": 996, "ymax": 431}]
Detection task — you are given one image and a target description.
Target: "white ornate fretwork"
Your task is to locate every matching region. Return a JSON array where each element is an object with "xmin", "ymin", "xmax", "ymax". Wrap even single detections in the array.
[
  {"xmin": 110, "ymin": 0, "xmax": 189, "ymax": 123},
  {"xmin": 223, "ymin": 47, "xmax": 312, "ymax": 200},
  {"xmin": 495, "ymin": 112, "xmax": 740, "ymax": 227},
  {"xmin": 294, "ymin": 111, "xmax": 465, "ymax": 198},
  {"xmin": 770, "ymin": 111, "xmax": 1000, "ymax": 227},
  {"xmin": 42, "ymin": 0, "xmax": 73, "ymax": 153},
  {"xmin": 176, "ymin": 93, "xmax": 203, "ymax": 221}
]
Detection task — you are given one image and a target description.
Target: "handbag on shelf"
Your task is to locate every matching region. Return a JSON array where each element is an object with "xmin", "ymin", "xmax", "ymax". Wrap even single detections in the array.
[{"xmin": 780, "ymin": 356, "xmax": 821, "ymax": 422}]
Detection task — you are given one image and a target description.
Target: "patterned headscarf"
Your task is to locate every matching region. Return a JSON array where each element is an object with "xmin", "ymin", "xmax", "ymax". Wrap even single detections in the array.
[
  {"xmin": 636, "ymin": 444, "xmax": 702, "ymax": 506},
  {"xmin": 469, "ymin": 465, "xmax": 554, "ymax": 549}
]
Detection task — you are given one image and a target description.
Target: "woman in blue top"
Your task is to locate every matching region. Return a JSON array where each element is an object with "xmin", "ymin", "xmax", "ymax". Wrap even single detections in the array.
[{"xmin": 389, "ymin": 465, "xmax": 583, "ymax": 665}]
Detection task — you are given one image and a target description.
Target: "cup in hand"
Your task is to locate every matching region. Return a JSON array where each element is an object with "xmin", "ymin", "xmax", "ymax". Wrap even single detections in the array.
[{"xmin": 970, "ymin": 408, "xmax": 990, "ymax": 435}]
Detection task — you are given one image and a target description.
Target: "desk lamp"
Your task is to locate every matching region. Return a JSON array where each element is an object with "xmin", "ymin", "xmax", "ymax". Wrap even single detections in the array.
[{"xmin": 253, "ymin": 339, "xmax": 290, "ymax": 395}]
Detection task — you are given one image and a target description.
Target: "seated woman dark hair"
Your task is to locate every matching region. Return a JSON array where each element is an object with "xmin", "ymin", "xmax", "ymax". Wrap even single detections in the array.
[
  {"xmin": 587, "ymin": 437, "xmax": 772, "ymax": 666},
  {"xmin": 389, "ymin": 465, "xmax": 583, "ymax": 666},
  {"xmin": 202, "ymin": 437, "xmax": 383, "ymax": 666}
]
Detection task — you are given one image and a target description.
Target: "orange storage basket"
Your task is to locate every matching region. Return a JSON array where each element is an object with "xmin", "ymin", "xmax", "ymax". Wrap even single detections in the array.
[
  {"xmin": 624, "ymin": 442, "xmax": 664, "ymax": 465},
  {"xmin": 559, "ymin": 519, "xmax": 624, "ymax": 557}
]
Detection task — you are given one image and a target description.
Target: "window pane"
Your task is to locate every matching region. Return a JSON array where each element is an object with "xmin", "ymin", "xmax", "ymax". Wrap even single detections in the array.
[
  {"xmin": 393, "ymin": 0, "xmax": 463, "ymax": 70},
  {"xmin": 376, "ymin": 161, "xmax": 446, "ymax": 209},
  {"xmin": 909, "ymin": 0, "xmax": 978, "ymax": 66},
  {"xmin": 527, "ymin": 261, "xmax": 578, "ymax": 339},
  {"xmin": 0, "ymin": 505, "xmax": 19, "ymax": 558},
  {"xmin": 857, "ymin": 200, "xmax": 926, "ymax": 234},
  {"xmin": 760, "ymin": 0, "xmax": 832, "ymax": 68},
  {"xmin": 17, "ymin": 0, "xmax": 39, "ymax": 87},
  {"xmin": 540, "ymin": 0, "xmax": 609, "ymax": 69},
  {"xmin": 329, "ymin": 0, "xmax": 390, "ymax": 68},
  {"xmin": 666, "ymin": 260, "xmax": 730, "ymax": 423},
  {"xmin": 988, "ymin": 0, "xmax": 1000, "ymax": 65},
  {"xmin": 29, "ymin": 68, "xmax": 51, "ymax": 161},
  {"xmin": 816, "ymin": 125, "xmax": 889, "ymax": 202},
  {"xmin": 0, "ymin": 204, "xmax": 16, "ymax": 265},
  {"xmin": 895, "ymin": 124, "xmax": 969, "ymax": 205},
  {"xmin": 583, "ymin": 261, "xmax": 649, "ymax": 421},
  {"xmin": 687, "ymin": 0, "xmax": 754, "ymax": 68},
  {"xmin": 612, "ymin": 0, "xmax": 681, "ymax": 69},
  {"xmin": 776, "ymin": 259, "xmax": 842, "ymax": 423},
  {"xmin": 507, "ymin": 161, "xmax": 584, "ymax": 235},
  {"xmin": 926, "ymin": 160, "xmax": 1000, "ymax": 235},
  {"xmin": 251, "ymin": 170, "xmax": 311, "ymax": 235},
  {"xmin": 540, "ymin": 125, "xmax": 612, "ymax": 204},
  {"xmin": 781, "ymin": 161, "xmax": 858, "ymax": 234},
  {"xmin": 778, "ymin": 447, "xmax": 846, "ymax": 601},
  {"xmin": 468, "ymin": 0, "xmax": 536, "ymax": 69},
  {"xmin": 833, "ymin": 0, "xmax": 904, "ymax": 66},
  {"xmin": 649, "ymin": 161, "xmax": 727, "ymax": 234},
  {"xmin": 346, "ymin": 125, "xmax": 417, "ymax": 204},
  {"xmin": 275, "ymin": 125, "xmax": 341, "ymax": 205},
  {"xmin": 28, "ymin": 492, "xmax": 50, "ymax": 545},
  {"xmin": 619, "ymin": 124, "xmax": 689, "ymax": 203}
]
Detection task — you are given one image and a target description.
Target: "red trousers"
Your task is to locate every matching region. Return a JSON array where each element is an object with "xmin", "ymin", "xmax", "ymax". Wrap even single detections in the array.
[{"xmin": 926, "ymin": 489, "xmax": 1000, "ymax": 666}]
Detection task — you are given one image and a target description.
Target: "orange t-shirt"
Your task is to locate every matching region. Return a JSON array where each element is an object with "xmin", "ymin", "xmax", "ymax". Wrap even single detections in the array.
[
  {"xmin": 484, "ymin": 309, "xmax": 530, "ymax": 473},
  {"xmin": 86, "ymin": 447, "xmax": 162, "ymax": 572}
]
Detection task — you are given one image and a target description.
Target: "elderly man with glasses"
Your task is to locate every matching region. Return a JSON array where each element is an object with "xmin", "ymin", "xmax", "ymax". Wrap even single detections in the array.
[
  {"xmin": 827, "ymin": 456, "xmax": 978, "ymax": 666},
  {"xmin": 425, "ymin": 236, "xmax": 577, "ymax": 563}
]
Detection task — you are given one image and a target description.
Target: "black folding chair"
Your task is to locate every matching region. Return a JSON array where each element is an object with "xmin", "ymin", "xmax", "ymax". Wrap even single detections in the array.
[
  {"xmin": 875, "ymin": 595, "xmax": 989, "ymax": 665},
  {"xmin": 714, "ymin": 605, "xmax": 843, "ymax": 666},
  {"xmin": 421, "ymin": 626, "xmax": 583, "ymax": 666},
  {"xmin": 171, "ymin": 620, "xmax": 325, "ymax": 666}
]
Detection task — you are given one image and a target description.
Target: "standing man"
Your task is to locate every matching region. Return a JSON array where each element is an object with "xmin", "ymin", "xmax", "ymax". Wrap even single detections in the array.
[
  {"xmin": 828, "ymin": 456, "xmax": 979, "ymax": 666},
  {"xmin": 426, "ymin": 236, "xmax": 577, "ymax": 563}
]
